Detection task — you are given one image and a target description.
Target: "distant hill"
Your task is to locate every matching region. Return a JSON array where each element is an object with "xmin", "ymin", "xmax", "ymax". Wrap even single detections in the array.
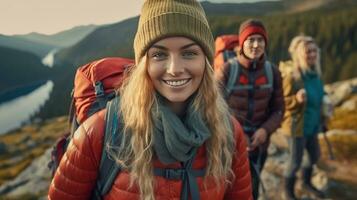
[
  {"xmin": 203, "ymin": 0, "xmax": 339, "ymax": 16},
  {"xmin": 54, "ymin": 0, "xmax": 356, "ymax": 83},
  {"xmin": 14, "ymin": 24, "xmax": 97, "ymax": 48},
  {"xmin": 283, "ymin": 0, "xmax": 338, "ymax": 14},
  {"xmin": 0, "ymin": 46, "xmax": 51, "ymax": 92},
  {"xmin": 55, "ymin": 17, "xmax": 138, "ymax": 68},
  {"xmin": 201, "ymin": 1, "xmax": 283, "ymax": 16},
  {"xmin": 0, "ymin": 34, "xmax": 56, "ymax": 58}
]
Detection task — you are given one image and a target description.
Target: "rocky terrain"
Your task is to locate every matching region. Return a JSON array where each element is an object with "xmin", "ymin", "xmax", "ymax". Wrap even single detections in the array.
[
  {"xmin": 0, "ymin": 117, "xmax": 67, "ymax": 199},
  {"xmin": 0, "ymin": 78, "xmax": 356, "ymax": 200},
  {"xmin": 260, "ymin": 77, "xmax": 357, "ymax": 200}
]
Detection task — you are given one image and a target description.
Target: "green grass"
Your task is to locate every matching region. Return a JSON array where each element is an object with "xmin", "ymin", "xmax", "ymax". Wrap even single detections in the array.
[
  {"xmin": 0, "ymin": 116, "xmax": 68, "ymax": 186},
  {"xmin": 0, "ymin": 193, "xmax": 41, "ymax": 200}
]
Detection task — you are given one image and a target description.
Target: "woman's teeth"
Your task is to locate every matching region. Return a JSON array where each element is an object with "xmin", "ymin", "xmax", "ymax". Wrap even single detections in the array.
[{"xmin": 165, "ymin": 79, "xmax": 189, "ymax": 86}]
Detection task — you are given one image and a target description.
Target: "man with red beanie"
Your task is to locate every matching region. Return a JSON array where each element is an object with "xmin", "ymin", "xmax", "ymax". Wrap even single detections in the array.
[{"xmin": 216, "ymin": 19, "xmax": 285, "ymax": 199}]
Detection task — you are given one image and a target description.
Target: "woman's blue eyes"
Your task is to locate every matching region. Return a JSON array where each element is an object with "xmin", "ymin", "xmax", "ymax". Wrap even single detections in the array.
[
  {"xmin": 182, "ymin": 51, "xmax": 198, "ymax": 58},
  {"xmin": 151, "ymin": 50, "xmax": 198, "ymax": 60},
  {"xmin": 152, "ymin": 52, "xmax": 166, "ymax": 59}
]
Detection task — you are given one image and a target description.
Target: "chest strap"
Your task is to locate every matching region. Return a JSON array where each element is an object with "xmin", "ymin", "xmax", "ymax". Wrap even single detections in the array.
[{"xmin": 154, "ymin": 153, "xmax": 205, "ymax": 200}]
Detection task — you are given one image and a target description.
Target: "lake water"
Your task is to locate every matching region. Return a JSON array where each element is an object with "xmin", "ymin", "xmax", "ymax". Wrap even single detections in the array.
[
  {"xmin": 0, "ymin": 81, "xmax": 54, "ymax": 134},
  {"xmin": 42, "ymin": 48, "xmax": 58, "ymax": 68}
]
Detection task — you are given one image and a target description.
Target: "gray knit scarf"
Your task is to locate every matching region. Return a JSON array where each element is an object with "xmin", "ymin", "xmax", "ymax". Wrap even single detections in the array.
[{"xmin": 151, "ymin": 95, "xmax": 211, "ymax": 164}]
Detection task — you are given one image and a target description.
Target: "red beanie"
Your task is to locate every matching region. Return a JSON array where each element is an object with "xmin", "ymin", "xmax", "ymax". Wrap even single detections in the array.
[{"xmin": 238, "ymin": 19, "xmax": 268, "ymax": 48}]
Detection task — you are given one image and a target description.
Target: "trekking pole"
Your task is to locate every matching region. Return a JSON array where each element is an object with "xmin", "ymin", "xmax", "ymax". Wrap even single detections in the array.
[
  {"xmin": 257, "ymin": 146, "xmax": 269, "ymax": 200},
  {"xmin": 246, "ymin": 128, "xmax": 269, "ymax": 200},
  {"xmin": 322, "ymin": 131, "xmax": 335, "ymax": 160},
  {"xmin": 250, "ymin": 146, "xmax": 269, "ymax": 200}
]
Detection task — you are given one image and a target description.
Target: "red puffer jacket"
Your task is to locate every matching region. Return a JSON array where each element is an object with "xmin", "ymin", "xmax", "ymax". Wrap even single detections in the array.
[{"xmin": 48, "ymin": 110, "xmax": 252, "ymax": 200}]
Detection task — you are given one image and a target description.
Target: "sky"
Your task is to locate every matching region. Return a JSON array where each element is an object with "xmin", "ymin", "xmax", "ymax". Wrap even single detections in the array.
[{"xmin": 0, "ymin": 0, "xmax": 272, "ymax": 35}]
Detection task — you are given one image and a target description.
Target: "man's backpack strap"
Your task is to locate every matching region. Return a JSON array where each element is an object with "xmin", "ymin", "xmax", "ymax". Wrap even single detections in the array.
[
  {"xmin": 226, "ymin": 60, "xmax": 274, "ymax": 95},
  {"xmin": 92, "ymin": 96, "xmax": 122, "ymax": 200},
  {"xmin": 223, "ymin": 50, "xmax": 236, "ymax": 64},
  {"xmin": 260, "ymin": 61, "xmax": 274, "ymax": 90},
  {"xmin": 226, "ymin": 59, "xmax": 240, "ymax": 97}
]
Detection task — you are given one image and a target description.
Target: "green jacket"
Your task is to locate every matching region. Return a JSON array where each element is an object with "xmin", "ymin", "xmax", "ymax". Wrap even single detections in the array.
[
  {"xmin": 301, "ymin": 70, "xmax": 324, "ymax": 136},
  {"xmin": 279, "ymin": 61, "xmax": 305, "ymax": 137}
]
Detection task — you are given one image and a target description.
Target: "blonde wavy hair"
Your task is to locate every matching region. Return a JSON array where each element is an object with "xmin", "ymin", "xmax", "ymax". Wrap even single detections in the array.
[
  {"xmin": 108, "ymin": 55, "xmax": 235, "ymax": 200},
  {"xmin": 288, "ymin": 35, "xmax": 322, "ymax": 77}
]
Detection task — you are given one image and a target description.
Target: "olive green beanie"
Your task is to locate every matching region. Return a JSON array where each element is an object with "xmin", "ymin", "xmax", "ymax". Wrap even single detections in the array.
[{"xmin": 133, "ymin": 0, "xmax": 214, "ymax": 65}]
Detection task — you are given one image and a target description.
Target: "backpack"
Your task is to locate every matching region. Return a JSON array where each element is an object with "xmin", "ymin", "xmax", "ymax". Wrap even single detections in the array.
[
  {"xmin": 213, "ymin": 34, "xmax": 239, "ymax": 70},
  {"xmin": 48, "ymin": 57, "xmax": 134, "ymax": 178},
  {"xmin": 48, "ymin": 57, "xmax": 206, "ymax": 199}
]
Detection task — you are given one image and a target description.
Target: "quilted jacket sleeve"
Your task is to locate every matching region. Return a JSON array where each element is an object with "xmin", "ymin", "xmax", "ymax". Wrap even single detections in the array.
[
  {"xmin": 282, "ymin": 71, "xmax": 303, "ymax": 112},
  {"xmin": 224, "ymin": 118, "xmax": 253, "ymax": 200},
  {"xmin": 48, "ymin": 110, "xmax": 106, "ymax": 200}
]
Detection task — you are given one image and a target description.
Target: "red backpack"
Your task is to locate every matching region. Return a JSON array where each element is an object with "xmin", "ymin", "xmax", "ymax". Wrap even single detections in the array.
[
  {"xmin": 213, "ymin": 34, "xmax": 239, "ymax": 70},
  {"xmin": 48, "ymin": 57, "xmax": 134, "ymax": 175}
]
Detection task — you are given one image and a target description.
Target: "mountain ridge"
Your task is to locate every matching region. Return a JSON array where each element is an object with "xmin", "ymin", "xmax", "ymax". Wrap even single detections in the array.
[
  {"xmin": 14, "ymin": 24, "xmax": 97, "ymax": 48},
  {"xmin": 0, "ymin": 34, "xmax": 56, "ymax": 58}
]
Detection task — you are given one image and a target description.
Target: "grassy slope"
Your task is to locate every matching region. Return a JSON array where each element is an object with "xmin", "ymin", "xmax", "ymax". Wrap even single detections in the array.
[{"xmin": 0, "ymin": 117, "xmax": 68, "ymax": 185}]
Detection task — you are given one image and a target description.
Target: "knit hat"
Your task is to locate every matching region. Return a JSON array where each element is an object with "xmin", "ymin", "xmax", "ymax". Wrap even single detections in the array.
[
  {"xmin": 238, "ymin": 19, "xmax": 268, "ymax": 48},
  {"xmin": 134, "ymin": 0, "xmax": 214, "ymax": 65}
]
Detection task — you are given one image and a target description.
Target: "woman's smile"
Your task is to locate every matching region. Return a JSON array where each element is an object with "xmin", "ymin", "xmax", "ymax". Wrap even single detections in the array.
[{"xmin": 163, "ymin": 78, "xmax": 191, "ymax": 87}]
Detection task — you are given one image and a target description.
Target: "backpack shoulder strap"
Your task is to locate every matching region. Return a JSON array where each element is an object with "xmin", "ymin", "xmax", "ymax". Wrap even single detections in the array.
[
  {"xmin": 264, "ymin": 61, "xmax": 274, "ymax": 89},
  {"xmin": 226, "ymin": 59, "xmax": 240, "ymax": 97},
  {"xmin": 92, "ymin": 96, "xmax": 122, "ymax": 200}
]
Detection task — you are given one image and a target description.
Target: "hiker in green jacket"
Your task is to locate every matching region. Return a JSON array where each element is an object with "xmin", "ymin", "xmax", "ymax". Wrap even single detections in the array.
[{"xmin": 279, "ymin": 35, "xmax": 327, "ymax": 200}]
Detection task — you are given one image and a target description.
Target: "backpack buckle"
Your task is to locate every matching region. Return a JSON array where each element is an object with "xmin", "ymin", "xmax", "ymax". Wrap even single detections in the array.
[
  {"xmin": 94, "ymin": 81, "xmax": 105, "ymax": 97},
  {"xmin": 164, "ymin": 169, "xmax": 185, "ymax": 180}
]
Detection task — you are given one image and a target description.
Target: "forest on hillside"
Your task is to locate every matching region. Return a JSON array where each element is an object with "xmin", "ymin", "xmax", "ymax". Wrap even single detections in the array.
[{"xmin": 0, "ymin": 46, "xmax": 51, "ymax": 92}]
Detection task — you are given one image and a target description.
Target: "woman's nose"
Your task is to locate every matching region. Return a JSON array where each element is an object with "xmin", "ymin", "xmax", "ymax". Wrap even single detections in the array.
[{"xmin": 166, "ymin": 56, "xmax": 184, "ymax": 76}]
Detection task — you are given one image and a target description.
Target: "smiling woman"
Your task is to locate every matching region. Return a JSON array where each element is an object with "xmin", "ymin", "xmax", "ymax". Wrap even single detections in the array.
[
  {"xmin": 147, "ymin": 37, "xmax": 206, "ymax": 106},
  {"xmin": 48, "ymin": 1, "xmax": 252, "ymax": 200}
]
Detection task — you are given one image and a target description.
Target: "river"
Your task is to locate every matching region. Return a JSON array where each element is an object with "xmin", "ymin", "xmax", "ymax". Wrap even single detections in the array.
[{"xmin": 0, "ymin": 80, "xmax": 54, "ymax": 134}]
